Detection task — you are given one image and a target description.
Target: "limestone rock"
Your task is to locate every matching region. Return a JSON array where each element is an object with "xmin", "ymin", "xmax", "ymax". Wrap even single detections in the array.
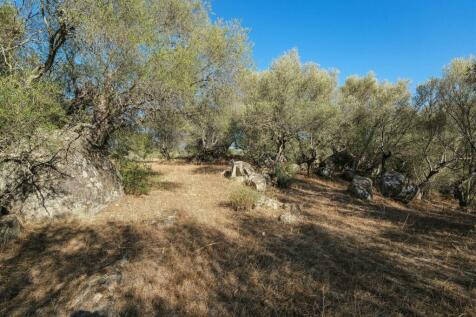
[
  {"xmin": 0, "ymin": 127, "xmax": 123, "ymax": 220},
  {"xmin": 230, "ymin": 160, "xmax": 256, "ymax": 177},
  {"xmin": 262, "ymin": 173, "xmax": 272, "ymax": 185},
  {"xmin": 246, "ymin": 173, "xmax": 267, "ymax": 192},
  {"xmin": 231, "ymin": 176, "xmax": 247, "ymax": 184},
  {"xmin": 349, "ymin": 176, "xmax": 373, "ymax": 200},
  {"xmin": 278, "ymin": 212, "xmax": 298, "ymax": 224},
  {"xmin": 257, "ymin": 195, "xmax": 284, "ymax": 210},
  {"xmin": 397, "ymin": 184, "xmax": 420, "ymax": 203},
  {"xmin": 225, "ymin": 160, "xmax": 267, "ymax": 192},
  {"xmin": 379, "ymin": 172, "xmax": 406, "ymax": 197}
]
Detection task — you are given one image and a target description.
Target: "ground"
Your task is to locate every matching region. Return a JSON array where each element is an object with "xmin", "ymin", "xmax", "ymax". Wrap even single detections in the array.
[{"xmin": 0, "ymin": 161, "xmax": 475, "ymax": 316}]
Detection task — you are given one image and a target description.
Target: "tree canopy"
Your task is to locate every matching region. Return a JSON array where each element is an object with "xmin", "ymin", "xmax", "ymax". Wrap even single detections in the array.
[{"xmin": 0, "ymin": 0, "xmax": 474, "ymax": 208}]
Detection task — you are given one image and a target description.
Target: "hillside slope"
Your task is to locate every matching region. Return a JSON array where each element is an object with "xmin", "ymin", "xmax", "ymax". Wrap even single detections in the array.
[{"xmin": 1, "ymin": 162, "xmax": 475, "ymax": 316}]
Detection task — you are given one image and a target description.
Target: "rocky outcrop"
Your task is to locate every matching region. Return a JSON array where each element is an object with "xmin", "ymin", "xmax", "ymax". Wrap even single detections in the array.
[
  {"xmin": 379, "ymin": 172, "xmax": 419, "ymax": 203},
  {"xmin": 246, "ymin": 173, "xmax": 267, "ymax": 192},
  {"xmin": 349, "ymin": 176, "xmax": 373, "ymax": 200},
  {"xmin": 230, "ymin": 160, "xmax": 256, "ymax": 177},
  {"xmin": 0, "ymin": 127, "xmax": 123, "ymax": 220},
  {"xmin": 225, "ymin": 160, "xmax": 267, "ymax": 192}
]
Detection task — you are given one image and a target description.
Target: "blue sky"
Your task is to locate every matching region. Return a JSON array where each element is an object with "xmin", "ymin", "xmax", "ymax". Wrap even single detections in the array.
[{"xmin": 212, "ymin": 0, "xmax": 476, "ymax": 89}]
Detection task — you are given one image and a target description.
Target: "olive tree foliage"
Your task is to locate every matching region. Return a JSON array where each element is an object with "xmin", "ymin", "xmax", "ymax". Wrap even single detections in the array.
[
  {"xmin": 0, "ymin": 0, "xmax": 250, "ymax": 150},
  {"xmin": 61, "ymin": 0, "xmax": 245, "ymax": 148},
  {"xmin": 0, "ymin": 0, "xmax": 250, "ymax": 212},
  {"xmin": 239, "ymin": 50, "xmax": 337, "ymax": 167},
  {"xmin": 0, "ymin": 75, "xmax": 64, "ymax": 151},
  {"xmin": 409, "ymin": 58, "xmax": 476, "ymax": 206},
  {"xmin": 405, "ymin": 79, "xmax": 458, "ymax": 198},
  {"xmin": 336, "ymin": 74, "xmax": 415, "ymax": 176},
  {"xmin": 401, "ymin": 58, "xmax": 475, "ymax": 205},
  {"xmin": 179, "ymin": 22, "xmax": 251, "ymax": 160},
  {"xmin": 0, "ymin": 1, "xmax": 69, "ymax": 211},
  {"xmin": 146, "ymin": 103, "xmax": 185, "ymax": 160},
  {"xmin": 136, "ymin": 15, "xmax": 250, "ymax": 161},
  {"xmin": 438, "ymin": 58, "xmax": 476, "ymax": 206},
  {"xmin": 0, "ymin": 3, "xmax": 63, "ymax": 150},
  {"xmin": 0, "ymin": 3, "xmax": 24, "ymax": 75}
]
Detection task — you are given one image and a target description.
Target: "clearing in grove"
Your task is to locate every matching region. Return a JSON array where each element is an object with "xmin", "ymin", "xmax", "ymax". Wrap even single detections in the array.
[{"xmin": 0, "ymin": 161, "xmax": 475, "ymax": 316}]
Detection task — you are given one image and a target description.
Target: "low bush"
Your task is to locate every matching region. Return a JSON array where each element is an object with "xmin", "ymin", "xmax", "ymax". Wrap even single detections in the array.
[
  {"xmin": 275, "ymin": 164, "xmax": 295, "ymax": 188},
  {"xmin": 229, "ymin": 185, "xmax": 259, "ymax": 211},
  {"xmin": 119, "ymin": 160, "xmax": 154, "ymax": 195}
]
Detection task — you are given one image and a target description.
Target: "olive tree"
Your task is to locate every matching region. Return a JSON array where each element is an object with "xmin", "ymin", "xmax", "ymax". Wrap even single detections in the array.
[
  {"xmin": 337, "ymin": 74, "xmax": 415, "ymax": 176},
  {"xmin": 240, "ymin": 50, "xmax": 337, "ymax": 167},
  {"xmin": 0, "ymin": 0, "xmax": 251, "ymax": 212},
  {"xmin": 438, "ymin": 58, "xmax": 476, "ymax": 207},
  {"xmin": 407, "ymin": 79, "xmax": 459, "ymax": 198}
]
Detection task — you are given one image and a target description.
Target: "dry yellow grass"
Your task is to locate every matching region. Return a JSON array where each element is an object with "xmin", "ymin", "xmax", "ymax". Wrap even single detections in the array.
[{"xmin": 1, "ymin": 161, "xmax": 475, "ymax": 316}]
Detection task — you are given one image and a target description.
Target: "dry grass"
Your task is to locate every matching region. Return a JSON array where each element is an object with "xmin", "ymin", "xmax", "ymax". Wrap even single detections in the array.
[{"xmin": 0, "ymin": 161, "xmax": 475, "ymax": 316}]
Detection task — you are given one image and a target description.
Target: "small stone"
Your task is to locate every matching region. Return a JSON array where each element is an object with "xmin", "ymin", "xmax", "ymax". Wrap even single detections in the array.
[
  {"xmin": 278, "ymin": 212, "xmax": 298, "ymax": 224},
  {"xmin": 257, "ymin": 196, "xmax": 283, "ymax": 210},
  {"xmin": 93, "ymin": 293, "xmax": 103, "ymax": 302}
]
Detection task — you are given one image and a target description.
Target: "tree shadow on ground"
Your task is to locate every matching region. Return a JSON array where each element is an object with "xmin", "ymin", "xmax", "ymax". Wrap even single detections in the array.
[
  {"xmin": 153, "ymin": 181, "xmax": 183, "ymax": 192},
  {"xmin": 191, "ymin": 165, "xmax": 226, "ymax": 175},
  {"xmin": 1, "ymin": 212, "xmax": 474, "ymax": 316},
  {"xmin": 285, "ymin": 175, "xmax": 475, "ymax": 237},
  {"xmin": 104, "ymin": 213, "xmax": 473, "ymax": 316},
  {"xmin": 70, "ymin": 310, "xmax": 106, "ymax": 317},
  {"xmin": 144, "ymin": 168, "xmax": 183, "ymax": 193},
  {"xmin": 1, "ymin": 173, "xmax": 474, "ymax": 316},
  {"xmin": 0, "ymin": 222, "xmax": 144, "ymax": 316}
]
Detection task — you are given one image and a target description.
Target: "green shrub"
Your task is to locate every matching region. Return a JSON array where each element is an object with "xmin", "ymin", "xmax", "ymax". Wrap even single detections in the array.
[
  {"xmin": 119, "ymin": 160, "xmax": 154, "ymax": 195},
  {"xmin": 229, "ymin": 185, "xmax": 259, "ymax": 211},
  {"xmin": 275, "ymin": 164, "xmax": 295, "ymax": 188}
]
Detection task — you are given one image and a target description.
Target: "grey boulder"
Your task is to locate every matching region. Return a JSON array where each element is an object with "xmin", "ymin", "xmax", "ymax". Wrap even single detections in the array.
[
  {"xmin": 349, "ymin": 176, "xmax": 373, "ymax": 200},
  {"xmin": 0, "ymin": 127, "xmax": 123, "ymax": 220},
  {"xmin": 225, "ymin": 160, "xmax": 267, "ymax": 192},
  {"xmin": 379, "ymin": 172, "xmax": 419, "ymax": 203}
]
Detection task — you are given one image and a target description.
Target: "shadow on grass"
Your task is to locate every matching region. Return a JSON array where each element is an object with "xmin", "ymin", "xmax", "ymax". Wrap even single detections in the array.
[
  {"xmin": 143, "ymin": 169, "xmax": 183, "ymax": 193},
  {"xmin": 192, "ymin": 165, "xmax": 226, "ymax": 175},
  {"xmin": 153, "ymin": 181, "xmax": 183, "ymax": 192},
  {"xmin": 0, "ymin": 222, "xmax": 143, "ymax": 316},
  {"xmin": 283, "ymin": 175, "xmax": 475, "ymax": 236},
  {"xmin": 1, "ymin": 213, "xmax": 473, "ymax": 316},
  {"xmin": 70, "ymin": 310, "xmax": 105, "ymax": 317},
  {"xmin": 1, "ymin": 173, "xmax": 474, "ymax": 316}
]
